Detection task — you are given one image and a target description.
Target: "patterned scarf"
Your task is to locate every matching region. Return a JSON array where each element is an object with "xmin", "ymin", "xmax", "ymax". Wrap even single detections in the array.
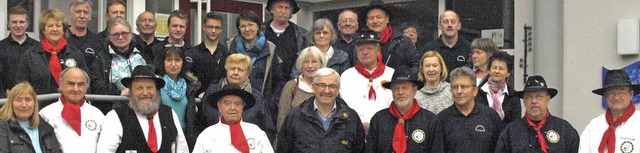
[
  {"xmin": 41, "ymin": 37, "xmax": 68, "ymax": 85},
  {"xmin": 61, "ymin": 95, "xmax": 85, "ymax": 136},
  {"xmin": 598, "ymin": 102, "xmax": 635, "ymax": 153},
  {"xmin": 235, "ymin": 32, "xmax": 267, "ymax": 62},
  {"xmin": 525, "ymin": 111, "xmax": 550, "ymax": 153},
  {"xmin": 162, "ymin": 75, "xmax": 187, "ymax": 101},
  {"xmin": 222, "ymin": 116, "xmax": 249, "ymax": 153},
  {"xmin": 389, "ymin": 100, "xmax": 421, "ymax": 153},
  {"xmin": 488, "ymin": 79, "xmax": 506, "ymax": 119}
]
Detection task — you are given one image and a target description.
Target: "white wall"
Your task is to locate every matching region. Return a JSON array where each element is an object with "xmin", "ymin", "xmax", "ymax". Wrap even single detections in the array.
[{"xmin": 563, "ymin": 0, "xmax": 640, "ymax": 132}]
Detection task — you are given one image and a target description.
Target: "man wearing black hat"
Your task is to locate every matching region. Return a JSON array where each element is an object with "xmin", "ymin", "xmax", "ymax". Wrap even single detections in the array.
[
  {"xmin": 423, "ymin": 10, "xmax": 471, "ymax": 75},
  {"xmin": 366, "ymin": 69, "xmax": 443, "ymax": 152},
  {"xmin": 193, "ymin": 84, "xmax": 273, "ymax": 152},
  {"xmin": 436, "ymin": 67, "xmax": 502, "ymax": 152},
  {"xmin": 364, "ymin": 0, "xmax": 420, "ymax": 76},
  {"xmin": 340, "ymin": 30, "xmax": 395, "ymax": 133},
  {"xmin": 579, "ymin": 69, "xmax": 640, "ymax": 153},
  {"xmin": 97, "ymin": 65, "xmax": 189, "ymax": 153},
  {"xmin": 264, "ymin": 0, "xmax": 311, "ymax": 79},
  {"xmin": 277, "ymin": 68, "xmax": 365, "ymax": 153},
  {"xmin": 495, "ymin": 75, "xmax": 579, "ymax": 153}
]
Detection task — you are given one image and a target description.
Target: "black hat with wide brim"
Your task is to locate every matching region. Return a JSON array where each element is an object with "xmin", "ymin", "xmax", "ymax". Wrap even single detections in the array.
[
  {"xmin": 121, "ymin": 65, "xmax": 165, "ymax": 89},
  {"xmin": 266, "ymin": 0, "xmax": 300, "ymax": 14},
  {"xmin": 382, "ymin": 70, "xmax": 424, "ymax": 89},
  {"xmin": 515, "ymin": 75, "xmax": 558, "ymax": 99},
  {"xmin": 206, "ymin": 84, "xmax": 255, "ymax": 110},
  {"xmin": 363, "ymin": 0, "xmax": 393, "ymax": 20},
  {"xmin": 592, "ymin": 69, "xmax": 640, "ymax": 96}
]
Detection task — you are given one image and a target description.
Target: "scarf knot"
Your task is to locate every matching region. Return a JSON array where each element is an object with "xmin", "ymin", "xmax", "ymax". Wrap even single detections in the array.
[
  {"xmin": 389, "ymin": 100, "xmax": 420, "ymax": 153},
  {"xmin": 41, "ymin": 37, "xmax": 68, "ymax": 85},
  {"xmin": 222, "ymin": 117, "xmax": 250, "ymax": 153},
  {"xmin": 60, "ymin": 95, "xmax": 85, "ymax": 136},
  {"xmin": 162, "ymin": 75, "xmax": 187, "ymax": 101},
  {"xmin": 354, "ymin": 62, "xmax": 385, "ymax": 100},
  {"xmin": 598, "ymin": 102, "xmax": 635, "ymax": 153}
]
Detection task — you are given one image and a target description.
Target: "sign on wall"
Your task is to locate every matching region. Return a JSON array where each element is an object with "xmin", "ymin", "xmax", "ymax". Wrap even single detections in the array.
[
  {"xmin": 601, "ymin": 61, "xmax": 640, "ymax": 108},
  {"xmin": 155, "ymin": 13, "xmax": 169, "ymax": 38}
]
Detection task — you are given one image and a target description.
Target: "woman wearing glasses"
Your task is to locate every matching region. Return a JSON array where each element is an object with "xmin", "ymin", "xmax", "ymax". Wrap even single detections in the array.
[
  {"xmin": 16, "ymin": 9, "xmax": 87, "ymax": 108},
  {"xmin": 90, "ymin": 18, "xmax": 150, "ymax": 113}
]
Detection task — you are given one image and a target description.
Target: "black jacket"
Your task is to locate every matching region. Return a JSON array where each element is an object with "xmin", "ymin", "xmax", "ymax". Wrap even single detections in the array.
[
  {"xmin": 277, "ymin": 97, "xmax": 365, "ymax": 153},
  {"xmin": 475, "ymin": 85, "xmax": 522, "ymax": 128},
  {"xmin": 380, "ymin": 31, "xmax": 421, "ymax": 76},
  {"xmin": 16, "ymin": 45, "xmax": 88, "ymax": 95},
  {"xmin": 0, "ymin": 118, "xmax": 62, "ymax": 153},
  {"xmin": 495, "ymin": 115, "xmax": 580, "ymax": 153},
  {"xmin": 366, "ymin": 107, "xmax": 443, "ymax": 153}
]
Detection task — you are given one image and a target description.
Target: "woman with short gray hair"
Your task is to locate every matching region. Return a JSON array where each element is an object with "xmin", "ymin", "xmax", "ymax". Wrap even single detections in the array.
[{"xmin": 291, "ymin": 18, "xmax": 351, "ymax": 78}]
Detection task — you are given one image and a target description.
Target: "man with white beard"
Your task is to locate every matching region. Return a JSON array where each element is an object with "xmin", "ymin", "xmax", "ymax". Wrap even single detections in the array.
[{"xmin": 97, "ymin": 65, "xmax": 189, "ymax": 153}]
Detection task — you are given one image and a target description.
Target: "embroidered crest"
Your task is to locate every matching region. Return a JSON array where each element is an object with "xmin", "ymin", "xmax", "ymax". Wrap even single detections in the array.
[
  {"xmin": 85, "ymin": 120, "xmax": 97, "ymax": 131},
  {"xmin": 65, "ymin": 58, "xmax": 77, "ymax": 67},
  {"xmin": 247, "ymin": 138, "xmax": 256, "ymax": 149},
  {"xmin": 621, "ymin": 141, "xmax": 634, "ymax": 153},
  {"xmin": 411, "ymin": 129, "xmax": 425, "ymax": 143},
  {"xmin": 545, "ymin": 130, "xmax": 560, "ymax": 143},
  {"xmin": 343, "ymin": 112, "xmax": 348, "ymax": 118}
]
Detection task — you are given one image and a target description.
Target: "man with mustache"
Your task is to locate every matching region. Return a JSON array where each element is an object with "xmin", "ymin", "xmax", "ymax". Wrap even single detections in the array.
[
  {"xmin": 97, "ymin": 65, "xmax": 189, "ymax": 152},
  {"xmin": 264, "ymin": 0, "xmax": 311, "ymax": 80},
  {"xmin": 424, "ymin": 10, "xmax": 471, "ymax": 75},
  {"xmin": 0, "ymin": 6, "xmax": 39, "ymax": 97},
  {"xmin": 579, "ymin": 69, "xmax": 640, "ymax": 153},
  {"xmin": 335, "ymin": 9, "xmax": 359, "ymax": 65},
  {"xmin": 39, "ymin": 67, "xmax": 105, "ymax": 153},
  {"xmin": 495, "ymin": 75, "xmax": 579, "ymax": 153},
  {"xmin": 366, "ymin": 69, "xmax": 443, "ymax": 152},
  {"xmin": 151, "ymin": 10, "xmax": 192, "ymax": 64},
  {"xmin": 340, "ymin": 30, "xmax": 394, "ymax": 135},
  {"xmin": 136, "ymin": 11, "xmax": 160, "ymax": 49},
  {"xmin": 66, "ymin": 0, "xmax": 104, "ymax": 76},
  {"xmin": 277, "ymin": 68, "xmax": 365, "ymax": 152},
  {"xmin": 437, "ymin": 67, "xmax": 502, "ymax": 152},
  {"xmin": 364, "ymin": 0, "xmax": 421, "ymax": 78}
]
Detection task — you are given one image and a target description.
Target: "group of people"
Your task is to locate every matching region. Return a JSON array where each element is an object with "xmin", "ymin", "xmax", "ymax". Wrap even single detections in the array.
[{"xmin": 0, "ymin": 0, "xmax": 638, "ymax": 152}]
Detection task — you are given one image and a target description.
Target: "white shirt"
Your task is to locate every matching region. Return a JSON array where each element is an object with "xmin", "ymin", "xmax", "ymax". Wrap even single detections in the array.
[
  {"xmin": 192, "ymin": 121, "xmax": 273, "ymax": 153},
  {"xmin": 579, "ymin": 110, "xmax": 640, "ymax": 153},
  {"xmin": 39, "ymin": 99, "xmax": 105, "ymax": 153},
  {"xmin": 481, "ymin": 83, "xmax": 508, "ymax": 110},
  {"xmin": 339, "ymin": 66, "xmax": 395, "ymax": 123},
  {"xmin": 96, "ymin": 108, "xmax": 189, "ymax": 153}
]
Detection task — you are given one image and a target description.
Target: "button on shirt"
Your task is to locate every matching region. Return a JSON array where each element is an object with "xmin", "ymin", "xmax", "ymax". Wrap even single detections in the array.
[
  {"xmin": 437, "ymin": 103, "xmax": 502, "ymax": 153},
  {"xmin": 39, "ymin": 100, "xmax": 105, "ymax": 153}
]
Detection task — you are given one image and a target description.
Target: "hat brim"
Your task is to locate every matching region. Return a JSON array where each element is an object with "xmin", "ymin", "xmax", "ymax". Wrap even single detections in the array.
[
  {"xmin": 266, "ymin": 0, "xmax": 300, "ymax": 14},
  {"xmin": 364, "ymin": 4, "xmax": 392, "ymax": 20},
  {"xmin": 382, "ymin": 80, "xmax": 424, "ymax": 90},
  {"xmin": 592, "ymin": 84, "xmax": 640, "ymax": 96},
  {"xmin": 206, "ymin": 89, "xmax": 256, "ymax": 110},
  {"xmin": 515, "ymin": 87, "xmax": 558, "ymax": 99},
  {"xmin": 121, "ymin": 77, "xmax": 165, "ymax": 89}
]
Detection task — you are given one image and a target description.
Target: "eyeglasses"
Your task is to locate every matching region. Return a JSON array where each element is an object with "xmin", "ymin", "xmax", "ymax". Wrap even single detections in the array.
[
  {"xmin": 109, "ymin": 32, "xmax": 130, "ymax": 38},
  {"xmin": 314, "ymin": 83, "xmax": 339, "ymax": 90},
  {"xmin": 451, "ymin": 84, "xmax": 473, "ymax": 90}
]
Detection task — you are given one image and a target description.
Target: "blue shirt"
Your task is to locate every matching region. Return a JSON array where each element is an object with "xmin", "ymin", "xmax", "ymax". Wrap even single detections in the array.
[
  {"xmin": 313, "ymin": 100, "xmax": 337, "ymax": 131},
  {"xmin": 18, "ymin": 120, "xmax": 42, "ymax": 153}
]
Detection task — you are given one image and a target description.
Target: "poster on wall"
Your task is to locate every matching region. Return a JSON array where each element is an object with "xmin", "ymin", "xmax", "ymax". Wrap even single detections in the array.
[
  {"xmin": 155, "ymin": 13, "xmax": 169, "ymax": 38},
  {"xmin": 601, "ymin": 61, "xmax": 640, "ymax": 108},
  {"xmin": 6, "ymin": 0, "xmax": 34, "ymax": 32}
]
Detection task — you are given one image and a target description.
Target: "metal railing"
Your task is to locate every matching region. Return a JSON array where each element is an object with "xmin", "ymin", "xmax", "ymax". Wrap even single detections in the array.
[{"xmin": 0, "ymin": 94, "xmax": 202, "ymax": 105}]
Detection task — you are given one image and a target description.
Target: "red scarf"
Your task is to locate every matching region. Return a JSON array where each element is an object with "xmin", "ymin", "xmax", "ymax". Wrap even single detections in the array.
[
  {"xmin": 354, "ymin": 60, "xmax": 385, "ymax": 100},
  {"xmin": 389, "ymin": 99, "xmax": 421, "ymax": 153},
  {"xmin": 379, "ymin": 24, "xmax": 393, "ymax": 43},
  {"xmin": 598, "ymin": 102, "xmax": 635, "ymax": 153},
  {"xmin": 60, "ymin": 96, "xmax": 85, "ymax": 136},
  {"xmin": 222, "ymin": 116, "xmax": 249, "ymax": 153},
  {"xmin": 147, "ymin": 111, "xmax": 158, "ymax": 153},
  {"xmin": 41, "ymin": 37, "xmax": 68, "ymax": 85},
  {"xmin": 525, "ymin": 111, "xmax": 550, "ymax": 153}
]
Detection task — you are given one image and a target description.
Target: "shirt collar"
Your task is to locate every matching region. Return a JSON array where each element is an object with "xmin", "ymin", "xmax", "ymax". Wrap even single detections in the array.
[{"xmin": 313, "ymin": 99, "xmax": 337, "ymax": 112}]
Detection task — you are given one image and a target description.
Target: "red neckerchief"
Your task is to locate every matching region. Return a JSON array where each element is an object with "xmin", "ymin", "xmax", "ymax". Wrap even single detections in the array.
[
  {"xmin": 222, "ymin": 116, "xmax": 249, "ymax": 153},
  {"xmin": 41, "ymin": 37, "xmax": 68, "ymax": 85},
  {"xmin": 354, "ymin": 60, "xmax": 385, "ymax": 100},
  {"xmin": 389, "ymin": 99, "xmax": 421, "ymax": 153},
  {"xmin": 147, "ymin": 111, "xmax": 158, "ymax": 153},
  {"xmin": 60, "ymin": 96, "xmax": 85, "ymax": 136},
  {"xmin": 599, "ymin": 102, "xmax": 635, "ymax": 153},
  {"xmin": 379, "ymin": 24, "xmax": 392, "ymax": 43},
  {"xmin": 525, "ymin": 111, "xmax": 550, "ymax": 153}
]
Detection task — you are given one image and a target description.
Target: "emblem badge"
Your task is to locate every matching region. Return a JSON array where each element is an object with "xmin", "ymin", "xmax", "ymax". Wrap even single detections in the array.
[
  {"xmin": 85, "ymin": 120, "xmax": 97, "ymax": 131},
  {"xmin": 475, "ymin": 125, "xmax": 486, "ymax": 132},
  {"xmin": 545, "ymin": 130, "xmax": 560, "ymax": 143},
  {"xmin": 343, "ymin": 112, "xmax": 348, "ymax": 118},
  {"xmin": 621, "ymin": 141, "xmax": 634, "ymax": 153},
  {"xmin": 341, "ymin": 140, "xmax": 349, "ymax": 145},
  {"xmin": 247, "ymin": 138, "xmax": 256, "ymax": 149},
  {"xmin": 411, "ymin": 129, "xmax": 425, "ymax": 143},
  {"xmin": 65, "ymin": 58, "xmax": 77, "ymax": 67}
]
